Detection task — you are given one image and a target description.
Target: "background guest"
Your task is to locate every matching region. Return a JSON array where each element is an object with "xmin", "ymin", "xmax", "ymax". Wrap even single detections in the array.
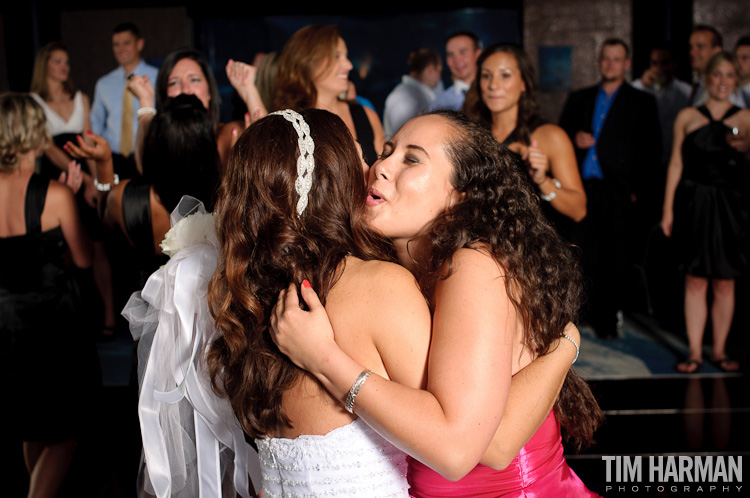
[
  {"xmin": 1, "ymin": 93, "xmax": 100, "ymax": 498},
  {"xmin": 735, "ymin": 36, "xmax": 750, "ymax": 105},
  {"xmin": 66, "ymin": 94, "xmax": 221, "ymax": 294},
  {"xmin": 688, "ymin": 25, "xmax": 746, "ymax": 107},
  {"xmin": 30, "ymin": 41, "xmax": 117, "ymax": 340},
  {"xmin": 431, "ymin": 31, "xmax": 482, "ymax": 112},
  {"xmin": 89, "ymin": 22, "xmax": 159, "ymax": 180},
  {"xmin": 383, "ymin": 47, "xmax": 443, "ymax": 138},
  {"xmin": 273, "ymin": 24, "xmax": 385, "ymax": 166},
  {"xmin": 559, "ymin": 38, "xmax": 662, "ymax": 339},
  {"xmin": 126, "ymin": 49, "xmax": 247, "ymax": 174},
  {"xmin": 462, "ymin": 43, "xmax": 586, "ymax": 240},
  {"xmin": 660, "ymin": 52, "xmax": 750, "ymax": 373}
]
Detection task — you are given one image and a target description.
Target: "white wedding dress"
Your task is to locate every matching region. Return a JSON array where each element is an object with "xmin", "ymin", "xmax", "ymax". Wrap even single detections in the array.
[
  {"xmin": 256, "ymin": 418, "xmax": 410, "ymax": 498},
  {"xmin": 125, "ymin": 197, "xmax": 411, "ymax": 498}
]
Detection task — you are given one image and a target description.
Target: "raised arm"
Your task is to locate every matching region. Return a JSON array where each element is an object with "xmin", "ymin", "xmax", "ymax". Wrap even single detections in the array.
[
  {"xmin": 272, "ymin": 248, "xmax": 517, "ymax": 481},
  {"xmin": 226, "ymin": 59, "xmax": 268, "ymax": 123},
  {"xmin": 126, "ymin": 74, "xmax": 156, "ymax": 175}
]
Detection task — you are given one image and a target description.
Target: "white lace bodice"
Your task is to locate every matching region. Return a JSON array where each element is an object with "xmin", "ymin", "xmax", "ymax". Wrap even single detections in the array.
[{"xmin": 255, "ymin": 418, "xmax": 410, "ymax": 498}]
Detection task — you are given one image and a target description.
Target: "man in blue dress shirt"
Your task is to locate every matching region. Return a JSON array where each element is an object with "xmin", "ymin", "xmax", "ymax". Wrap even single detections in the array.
[{"xmin": 90, "ymin": 22, "xmax": 159, "ymax": 179}]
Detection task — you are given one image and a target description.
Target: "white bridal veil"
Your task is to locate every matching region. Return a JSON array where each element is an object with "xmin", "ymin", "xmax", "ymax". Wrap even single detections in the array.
[{"xmin": 122, "ymin": 196, "xmax": 262, "ymax": 498}]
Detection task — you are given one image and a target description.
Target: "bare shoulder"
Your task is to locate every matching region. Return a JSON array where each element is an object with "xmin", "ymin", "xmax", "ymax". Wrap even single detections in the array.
[
  {"xmin": 354, "ymin": 259, "xmax": 423, "ymax": 302},
  {"xmin": 45, "ymin": 179, "xmax": 76, "ymax": 211},
  {"xmin": 450, "ymin": 246, "xmax": 503, "ymax": 277},
  {"xmin": 364, "ymin": 105, "xmax": 383, "ymax": 125},
  {"xmin": 532, "ymin": 124, "xmax": 573, "ymax": 151},
  {"xmin": 533, "ymin": 123, "xmax": 568, "ymax": 142},
  {"xmin": 329, "ymin": 258, "xmax": 428, "ymax": 326},
  {"xmin": 676, "ymin": 106, "xmax": 700, "ymax": 124}
]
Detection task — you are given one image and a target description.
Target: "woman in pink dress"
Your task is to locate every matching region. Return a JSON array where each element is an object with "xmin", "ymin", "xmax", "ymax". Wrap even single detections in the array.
[{"xmin": 272, "ymin": 110, "xmax": 603, "ymax": 496}]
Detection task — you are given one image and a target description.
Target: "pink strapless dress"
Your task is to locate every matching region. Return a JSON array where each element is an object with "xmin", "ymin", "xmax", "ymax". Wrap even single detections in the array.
[{"xmin": 407, "ymin": 410, "xmax": 601, "ymax": 497}]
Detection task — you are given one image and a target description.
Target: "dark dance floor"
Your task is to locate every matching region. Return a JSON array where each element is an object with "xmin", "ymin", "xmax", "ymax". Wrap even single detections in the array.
[{"xmin": 3, "ymin": 309, "xmax": 747, "ymax": 497}]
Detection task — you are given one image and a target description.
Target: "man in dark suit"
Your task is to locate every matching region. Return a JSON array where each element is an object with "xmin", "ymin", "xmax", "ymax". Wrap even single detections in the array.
[{"xmin": 559, "ymin": 38, "xmax": 662, "ymax": 339}]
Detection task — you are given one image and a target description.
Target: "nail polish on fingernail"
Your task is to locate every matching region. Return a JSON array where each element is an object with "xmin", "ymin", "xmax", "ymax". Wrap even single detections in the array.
[{"xmin": 302, "ymin": 280, "xmax": 311, "ymax": 288}]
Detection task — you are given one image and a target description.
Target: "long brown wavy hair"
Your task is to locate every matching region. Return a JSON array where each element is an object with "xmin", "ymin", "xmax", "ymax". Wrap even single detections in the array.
[
  {"xmin": 462, "ymin": 43, "xmax": 545, "ymax": 145},
  {"xmin": 419, "ymin": 110, "xmax": 603, "ymax": 449},
  {"xmin": 272, "ymin": 25, "xmax": 342, "ymax": 111},
  {"xmin": 206, "ymin": 109, "xmax": 395, "ymax": 438}
]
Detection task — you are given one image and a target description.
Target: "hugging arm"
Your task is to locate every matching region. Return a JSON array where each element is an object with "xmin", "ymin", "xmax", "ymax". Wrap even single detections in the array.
[
  {"xmin": 272, "ymin": 249, "xmax": 569, "ymax": 480},
  {"xmin": 479, "ymin": 323, "xmax": 579, "ymax": 469}
]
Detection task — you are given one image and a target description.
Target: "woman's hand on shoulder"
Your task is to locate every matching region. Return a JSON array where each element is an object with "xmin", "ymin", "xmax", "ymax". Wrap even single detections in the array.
[{"xmin": 270, "ymin": 280, "xmax": 339, "ymax": 375}]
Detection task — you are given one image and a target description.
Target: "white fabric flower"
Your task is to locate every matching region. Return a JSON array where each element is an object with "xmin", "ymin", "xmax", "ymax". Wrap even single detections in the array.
[{"xmin": 159, "ymin": 211, "xmax": 217, "ymax": 258}]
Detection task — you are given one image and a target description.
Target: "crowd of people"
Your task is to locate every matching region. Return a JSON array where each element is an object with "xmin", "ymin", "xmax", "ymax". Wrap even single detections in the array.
[{"xmin": 1, "ymin": 17, "xmax": 748, "ymax": 498}]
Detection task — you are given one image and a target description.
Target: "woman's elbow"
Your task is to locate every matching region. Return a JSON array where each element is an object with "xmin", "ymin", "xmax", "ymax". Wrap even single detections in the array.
[
  {"xmin": 434, "ymin": 449, "xmax": 484, "ymax": 482},
  {"xmin": 482, "ymin": 450, "xmax": 517, "ymax": 472},
  {"xmin": 571, "ymin": 205, "xmax": 587, "ymax": 223}
]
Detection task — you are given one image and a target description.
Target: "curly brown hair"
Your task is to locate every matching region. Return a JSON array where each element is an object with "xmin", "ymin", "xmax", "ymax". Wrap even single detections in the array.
[
  {"xmin": 462, "ymin": 43, "xmax": 545, "ymax": 145},
  {"xmin": 272, "ymin": 25, "xmax": 342, "ymax": 111},
  {"xmin": 206, "ymin": 109, "xmax": 395, "ymax": 438},
  {"xmin": 419, "ymin": 110, "xmax": 603, "ymax": 448}
]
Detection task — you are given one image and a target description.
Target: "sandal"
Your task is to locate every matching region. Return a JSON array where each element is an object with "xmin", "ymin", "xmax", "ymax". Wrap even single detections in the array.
[
  {"xmin": 710, "ymin": 357, "xmax": 740, "ymax": 372},
  {"xmin": 676, "ymin": 358, "xmax": 703, "ymax": 373}
]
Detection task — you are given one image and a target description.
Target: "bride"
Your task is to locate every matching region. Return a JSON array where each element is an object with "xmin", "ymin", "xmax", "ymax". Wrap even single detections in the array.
[{"xmin": 126, "ymin": 108, "xmax": 590, "ymax": 497}]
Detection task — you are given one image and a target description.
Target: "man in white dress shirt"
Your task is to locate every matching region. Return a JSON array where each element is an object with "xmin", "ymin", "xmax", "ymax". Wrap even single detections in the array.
[
  {"xmin": 383, "ymin": 48, "xmax": 443, "ymax": 138},
  {"xmin": 430, "ymin": 31, "xmax": 482, "ymax": 112}
]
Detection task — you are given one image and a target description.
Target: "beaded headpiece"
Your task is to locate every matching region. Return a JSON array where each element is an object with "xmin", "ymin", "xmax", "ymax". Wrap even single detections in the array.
[{"xmin": 270, "ymin": 109, "xmax": 315, "ymax": 216}]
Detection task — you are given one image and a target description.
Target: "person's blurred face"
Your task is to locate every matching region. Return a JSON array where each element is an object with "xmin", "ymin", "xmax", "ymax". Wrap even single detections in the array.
[
  {"xmin": 446, "ymin": 35, "xmax": 480, "ymax": 83},
  {"xmin": 46, "ymin": 50, "xmax": 70, "ymax": 83},
  {"xmin": 479, "ymin": 51, "xmax": 526, "ymax": 115},
  {"xmin": 649, "ymin": 49, "xmax": 676, "ymax": 80},
  {"xmin": 689, "ymin": 30, "xmax": 720, "ymax": 72},
  {"xmin": 598, "ymin": 44, "xmax": 630, "ymax": 83},
  {"xmin": 706, "ymin": 59, "xmax": 738, "ymax": 101},
  {"xmin": 112, "ymin": 30, "xmax": 143, "ymax": 69},
  {"xmin": 735, "ymin": 45, "xmax": 750, "ymax": 80},
  {"xmin": 166, "ymin": 58, "xmax": 211, "ymax": 110},
  {"xmin": 314, "ymin": 37, "xmax": 353, "ymax": 97},
  {"xmin": 422, "ymin": 62, "xmax": 443, "ymax": 89}
]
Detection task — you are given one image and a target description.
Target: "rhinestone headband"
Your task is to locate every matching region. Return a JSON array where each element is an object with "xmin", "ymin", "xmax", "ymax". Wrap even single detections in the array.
[{"xmin": 270, "ymin": 109, "xmax": 315, "ymax": 216}]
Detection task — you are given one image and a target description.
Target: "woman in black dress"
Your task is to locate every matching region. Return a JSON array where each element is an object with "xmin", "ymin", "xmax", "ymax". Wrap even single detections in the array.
[
  {"xmin": 462, "ymin": 43, "xmax": 587, "ymax": 237},
  {"xmin": 0, "ymin": 93, "xmax": 96, "ymax": 497},
  {"xmin": 661, "ymin": 52, "xmax": 750, "ymax": 373}
]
